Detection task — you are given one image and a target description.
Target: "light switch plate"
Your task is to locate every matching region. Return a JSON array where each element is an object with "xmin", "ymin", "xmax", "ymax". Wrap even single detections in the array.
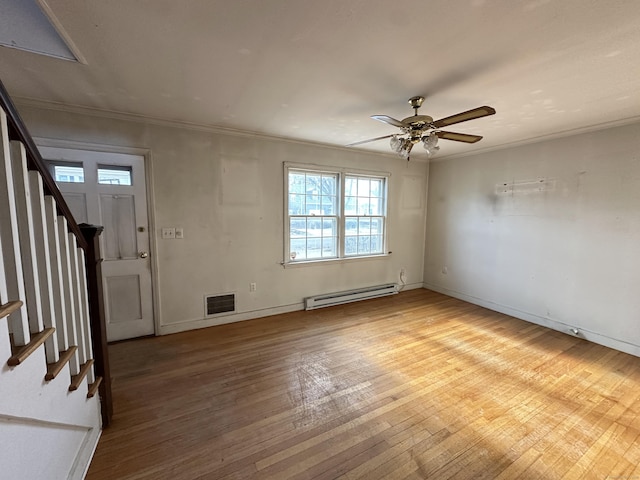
[{"xmin": 161, "ymin": 227, "xmax": 176, "ymax": 239}]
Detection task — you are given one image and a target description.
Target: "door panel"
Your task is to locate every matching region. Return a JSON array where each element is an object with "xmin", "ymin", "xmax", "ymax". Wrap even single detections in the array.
[
  {"xmin": 106, "ymin": 275, "xmax": 141, "ymax": 322},
  {"xmin": 99, "ymin": 194, "xmax": 137, "ymax": 260},
  {"xmin": 41, "ymin": 146, "xmax": 154, "ymax": 341}
]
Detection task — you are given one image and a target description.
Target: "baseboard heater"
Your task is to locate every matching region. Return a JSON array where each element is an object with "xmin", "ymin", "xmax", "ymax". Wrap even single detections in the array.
[{"xmin": 304, "ymin": 283, "xmax": 398, "ymax": 310}]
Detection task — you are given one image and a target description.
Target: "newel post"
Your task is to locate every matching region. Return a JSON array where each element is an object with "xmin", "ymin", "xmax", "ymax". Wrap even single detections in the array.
[{"xmin": 80, "ymin": 223, "xmax": 113, "ymax": 427}]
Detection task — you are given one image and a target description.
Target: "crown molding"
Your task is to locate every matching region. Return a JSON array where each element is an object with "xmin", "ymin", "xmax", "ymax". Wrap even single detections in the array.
[
  {"xmin": 14, "ymin": 96, "xmax": 408, "ymax": 162},
  {"xmin": 434, "ymin": 114, "xmax": 640, "ymax": 162}
]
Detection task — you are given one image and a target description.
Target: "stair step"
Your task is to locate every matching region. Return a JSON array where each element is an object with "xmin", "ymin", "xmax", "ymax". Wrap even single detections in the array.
[
  {"xmin": 7, "ymin": 327, "xmax": 55, "ymax": 367},
  {"xmin": 87, "ymin": 376, "xmax": 103, "ymax": 398},
  {"xmin": 69, "ymin": 359, "xmax": 94, "ymax": 391},
  {"xmin": 45, "ymin": 346, "xmax": 78, "ymax": 381},
  {"xmin": 0, "ymin": 300, "xmax": 23, "ymax": 320}
]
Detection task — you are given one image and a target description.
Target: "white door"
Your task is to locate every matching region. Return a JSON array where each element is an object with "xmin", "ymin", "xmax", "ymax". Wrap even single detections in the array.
[{"xmin": 39, "ymin": 146, "xmax": 154, "ymax": 342}]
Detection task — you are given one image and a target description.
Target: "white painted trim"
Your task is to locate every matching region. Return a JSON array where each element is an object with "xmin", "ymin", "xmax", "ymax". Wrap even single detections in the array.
[
  {"xmin": 34, "ymin": 137, "xmax": 150, "ymax": 157},
  {"xmin": 159, "ymin": 302, "xmax": 304, "ymax": 335},
  {"xmin": 423, "ymin": 283, "xmax": 640, "ymax": 358},
  {"xmin": 282, "ymin": 253, "xmax": 391, "ymax": 269},
  {"xmin": 68, "ymin": 426, "xmax": 101, "ymax": 480}
]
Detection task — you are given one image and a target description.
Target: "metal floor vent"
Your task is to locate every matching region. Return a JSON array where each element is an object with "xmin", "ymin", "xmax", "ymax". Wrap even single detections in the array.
[{"xmin": 205, "ymin": 293, "xmax": 235, "ymax": 316}]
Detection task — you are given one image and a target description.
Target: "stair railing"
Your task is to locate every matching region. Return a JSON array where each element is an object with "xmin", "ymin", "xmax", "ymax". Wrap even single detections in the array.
[{"xmin": 0, "ymin": 77, "xmax": 111, "ymax": 426}]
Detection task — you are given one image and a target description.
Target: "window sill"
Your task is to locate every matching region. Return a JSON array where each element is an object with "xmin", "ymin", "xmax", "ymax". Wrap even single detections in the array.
[{"xmin": 282, "ymin": 253, "xmax": 391, "ymax": 268}]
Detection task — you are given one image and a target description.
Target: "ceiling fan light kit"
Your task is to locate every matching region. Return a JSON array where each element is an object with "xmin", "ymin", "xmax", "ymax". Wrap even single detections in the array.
[{"xmin": 348, "ymin": 96, "xmax": 496, "ymax": 160}]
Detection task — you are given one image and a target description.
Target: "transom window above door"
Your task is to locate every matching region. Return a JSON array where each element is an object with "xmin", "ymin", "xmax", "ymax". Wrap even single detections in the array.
[{"xmin": 48, "ymin": 161, "xmax": 133, "ymax": 186}]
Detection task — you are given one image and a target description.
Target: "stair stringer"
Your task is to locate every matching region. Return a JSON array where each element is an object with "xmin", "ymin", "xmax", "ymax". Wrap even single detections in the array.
[{"xmin": 0, "ymin": 320, "xmax": 102, "ymax": 480}]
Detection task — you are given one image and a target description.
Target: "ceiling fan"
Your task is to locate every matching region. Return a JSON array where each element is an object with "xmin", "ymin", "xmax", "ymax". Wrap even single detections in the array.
[{"xmin": 347, "ymin": 96, "xmax": 496, "ymax": 160}]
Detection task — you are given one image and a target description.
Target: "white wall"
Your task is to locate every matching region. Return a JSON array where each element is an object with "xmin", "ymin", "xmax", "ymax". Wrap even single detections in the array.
[
  {"xmin": 424, "ymin": 122, "xmax": 640, "ymax": 357},
  {"xmin": 18, "ymin": 105, "xmax": 428, "ymax": 334}
]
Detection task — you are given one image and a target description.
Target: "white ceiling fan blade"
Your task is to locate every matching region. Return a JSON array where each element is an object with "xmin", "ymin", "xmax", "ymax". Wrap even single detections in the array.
[
  {"xmin": 346, "ymin": 134, "xmax": 396, "ymax": 147},
  {"xmin": 371, "ymin": 115, "xmax": 406, "ymax": 128}
]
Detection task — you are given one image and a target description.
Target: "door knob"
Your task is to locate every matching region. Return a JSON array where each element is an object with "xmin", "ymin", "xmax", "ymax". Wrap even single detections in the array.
[{"xmin": 139, "ymin": 252, "xmax": 149, "ymax": 259}]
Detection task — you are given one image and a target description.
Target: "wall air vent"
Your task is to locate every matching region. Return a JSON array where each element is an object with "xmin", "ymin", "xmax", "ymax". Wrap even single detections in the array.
[{"xmin": 205, "ymin": 293, "xmax": 235, "ymax": 317}]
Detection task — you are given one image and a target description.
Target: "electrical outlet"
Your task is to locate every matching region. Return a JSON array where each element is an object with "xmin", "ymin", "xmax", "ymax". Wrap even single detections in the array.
[
  {"xmin": 400, "ymin": 268, "xmax": 407, "ymax": 283},
  {"xmin": 161, "ymin": 227, "xmax": 176, "ymax": 239},
  {"xmin": 250, "ymin": 282, "xmax": 257, "ymax": 292},
  {"xmin": 441, "ymin": 266, "xmax": 448, "ymax": 275}
]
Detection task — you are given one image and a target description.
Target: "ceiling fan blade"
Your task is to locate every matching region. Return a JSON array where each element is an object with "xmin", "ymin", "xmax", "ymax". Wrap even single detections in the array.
[
  {"xmin": 435, "ymin": 131, "xmax": 483, "ymax": 143},
  {"xmin": 432, "ymin": 106, "xmax": 496, "ymax": 128},
  {"xmin": 346, "ymin": 134, "xmax": 396, "ymax": 147},
  {"xmin": 371, "ymin": 115, "xmax": 406, "ymax": 128}
]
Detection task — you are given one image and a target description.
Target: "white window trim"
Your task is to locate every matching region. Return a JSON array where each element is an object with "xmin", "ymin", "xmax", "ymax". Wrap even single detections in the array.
[{"xmin": 283, "ymin": 162, "xmax": 390, "ymax": 266}]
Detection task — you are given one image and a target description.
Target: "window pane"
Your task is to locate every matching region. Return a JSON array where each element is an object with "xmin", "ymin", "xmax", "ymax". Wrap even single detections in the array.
[
  {"xmin": 322, "ymin": 175, "xmax": 336, "ymax": 195},
  {"xmin": 98, "ymin": 165, "xmax": 132, "ymax": 185},
  {"xmin": 370, "ymin": 179, "xmax": 382, "ymax": 197},
  {"xmin": 305, "ymin": 195, "xmax": 320, "ymax": 214},
  {"xmin": 344, "ymin": 196, "xmax": 357, "ymax": 215},
  {"xmin": 345, "ymin": 217, "xmax": 357, "ymax": 235},
  {"xmin": 290, "ymin": 218, "xmax": 306, "ymax": 237},
  {"xmin": 345, "ymin": 236, "xmax": 357, "ymax": 255},
  {"xmin": 323, "ymin": 218, "xmax": 336, "ymax": 237},
  {"xmin": 371, "ymin": 235, "xmax": 384, "ymax": 253},
  {"xmin": 322, "ymin": 237, "xmax": 337, "ymax": 257},
  {"xmin": 345, "ymin": 177, "xmax": 357, "ymax": 196},
  {"xmin": 357, "ymin": 178, "xmax": 370, "ymax": 197},
  {"xmin": 322, "ymin": 195, "xmax": 337, "ymax": 215},
  {"xmin": 358, "ymin": 197, "xmax": 371, "ymax": 214},
  {"xmin": 306, "ymin": 174, "xmax": 322, "ymax": 193},
  {"xmin": 53, "ymin": 164, "xmax": 84, "ymax": 183},
  {"xmin": 289, "ymin": 173, "xmax": 305, "ymax": 193},
  {"xmin": 289, "ymin": 193, "xmax": 304, "ymax": 214},
  {"xmin": 290, "ymin": 239, "xmax": 306, "ymax": 261},
  {"xmin": 368, "ymin": 198, "xmax": 382, "ymax": 215},
  {"xmin": 307, "ymin": 238, "xmax": 322, "ymax": 259},
  {"xmin": 358, "ymin": 218, "xmax": 370, "ymax": 235},
  {"xmin": 370, "ymin": 217, "xmax": 383, "ymax": 234},
  {"xmin": 307, "ymin": 217, "xmax": 322, "ymax": 236},
  {"xmin": 357, "ymin": 236, "xmax": 371, "ymax": 254}
]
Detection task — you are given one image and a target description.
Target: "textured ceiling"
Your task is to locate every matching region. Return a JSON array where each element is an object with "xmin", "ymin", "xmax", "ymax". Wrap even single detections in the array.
[{"xmin": 1, "ymin": 0, "xmax": 639, "ymax": 160}]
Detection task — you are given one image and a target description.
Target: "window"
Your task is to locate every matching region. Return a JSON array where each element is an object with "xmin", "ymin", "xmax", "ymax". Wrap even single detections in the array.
[
  {"xmin": 48, "ymin": 161, "xmax": 85, "ymax": 183},
  {"xmin": 285, "ymin": 165, "xmax": 387, "ymax": 263},
  {"xmin": 98, "ymin": 164, "xmax": 132, "ymax": 185}
]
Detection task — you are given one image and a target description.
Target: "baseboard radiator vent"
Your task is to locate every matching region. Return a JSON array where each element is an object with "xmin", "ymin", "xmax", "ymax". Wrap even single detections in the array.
[{"xmin": 304, "ymin": 283, "xmax": 398, "ymax": 310}]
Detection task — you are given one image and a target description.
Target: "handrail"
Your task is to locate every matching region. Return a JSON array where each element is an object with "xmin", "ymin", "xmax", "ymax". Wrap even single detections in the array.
[{"xmin": 0, "ymin": 78, "xmax": 87, "ymax": 250}]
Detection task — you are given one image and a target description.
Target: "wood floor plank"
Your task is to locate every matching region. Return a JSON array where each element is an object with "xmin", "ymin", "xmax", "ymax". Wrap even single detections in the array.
[{"xmin": 86, "ymin": 289, "xmax": 640, "ymax": 480}]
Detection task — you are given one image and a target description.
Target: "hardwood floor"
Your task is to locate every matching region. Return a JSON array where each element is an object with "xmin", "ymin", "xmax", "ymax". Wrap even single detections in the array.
[{"xmin": 86, "ymin": 289, "xmax": 640, "ymax": 480}]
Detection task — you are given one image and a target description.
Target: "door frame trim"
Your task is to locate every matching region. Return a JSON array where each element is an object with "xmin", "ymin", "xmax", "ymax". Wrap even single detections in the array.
[{"xmin": 34, "ymin": 137, "xmax": 161, "ymax": 338}]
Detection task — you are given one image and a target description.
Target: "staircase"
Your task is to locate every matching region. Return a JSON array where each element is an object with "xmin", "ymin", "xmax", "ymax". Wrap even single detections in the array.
[{"xmin": 0, "ymin": 79, "xmax": 108, "ymax": 479}]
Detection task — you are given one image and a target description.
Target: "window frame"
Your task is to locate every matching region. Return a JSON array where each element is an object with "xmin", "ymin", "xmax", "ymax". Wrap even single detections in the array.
[{"xmin": 284, "ymin": 162, "xmax": 389, "ymax": 266}]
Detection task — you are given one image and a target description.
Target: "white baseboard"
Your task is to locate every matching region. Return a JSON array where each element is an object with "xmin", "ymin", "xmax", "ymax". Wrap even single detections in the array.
[
  {"xmin": 160, "ymin": 282, "xmax": 425, "ymax": 335},
  {"xmin": 69, "ymin": 426, "xmax": 102, "ymax": 480},
  {"xmin": 424, "ymin": 283, "xmax": 640, "ymax": 358},
  {"xmin": 159, "ymin": 302, "xmax": 305, "ymax": 335}
]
